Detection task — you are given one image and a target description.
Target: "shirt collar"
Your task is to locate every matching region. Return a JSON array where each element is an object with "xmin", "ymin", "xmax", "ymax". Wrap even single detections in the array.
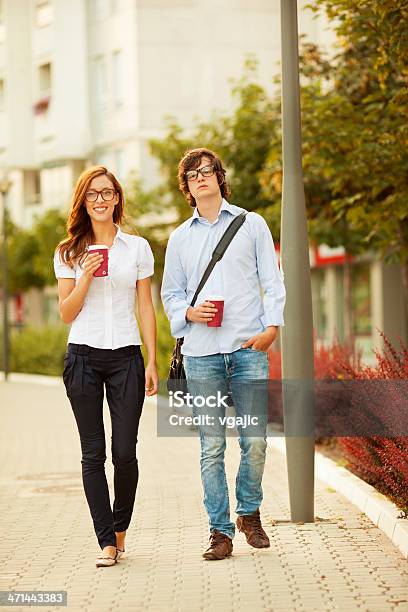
[
  {"xmin": 113, "ymin": 224, "xmax": 131, "ymax": 246},
  {"xmin": 188, "ymin": 198, "xmax": 237, "ymax": 227}
]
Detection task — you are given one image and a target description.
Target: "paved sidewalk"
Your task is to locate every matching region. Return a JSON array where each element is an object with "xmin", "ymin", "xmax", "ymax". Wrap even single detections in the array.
[{"xmin": 0, "ymin": 380, "xmax": 407, "ymax": 612}]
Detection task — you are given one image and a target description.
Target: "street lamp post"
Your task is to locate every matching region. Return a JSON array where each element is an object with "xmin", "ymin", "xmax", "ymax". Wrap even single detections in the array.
[
  {"xmin": 0, "ymin": 175, "xmax": 12, "ymax": 382},
  {"xmin": 280, "ymin": 0, "xmax": 315, "ymax": 522}
]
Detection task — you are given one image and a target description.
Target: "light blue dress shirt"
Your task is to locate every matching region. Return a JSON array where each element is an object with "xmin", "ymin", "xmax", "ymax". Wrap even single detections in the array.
[{"xmin": 161, "ymin": 199, "xmax": 286, "ymax": 357}]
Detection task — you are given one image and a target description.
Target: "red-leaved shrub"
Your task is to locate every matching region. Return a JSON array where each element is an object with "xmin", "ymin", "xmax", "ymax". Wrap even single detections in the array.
[
  {"xmin": 268, "ymin": 331, "xmax": 408, "ymax": 515},
  {"xmin": 268, "ymin": 334, "xmax": 361, "ymax": 380},
  {"xmin": 336, "ymin": 332, "xmax": 408, "ymax": 516}
]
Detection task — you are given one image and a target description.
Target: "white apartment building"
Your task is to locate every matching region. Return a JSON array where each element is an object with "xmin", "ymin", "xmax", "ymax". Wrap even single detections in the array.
[
  {"xmin": 0, "ymin": 0, "xmax": 333, "ymax": 225},
  {"xmin": 0, "ymin": 0, "xmax": 406, "ymax": 357}
]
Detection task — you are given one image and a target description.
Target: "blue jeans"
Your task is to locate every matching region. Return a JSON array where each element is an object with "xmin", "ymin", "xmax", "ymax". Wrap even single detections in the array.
[{"xmin": 183, "ymin": 348, "xmax": 269, "ymax": 539}]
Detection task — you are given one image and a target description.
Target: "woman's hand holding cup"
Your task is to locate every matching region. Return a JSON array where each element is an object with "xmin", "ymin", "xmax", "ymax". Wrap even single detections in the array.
[{"xmin": 82, "ymin": 252, "xmax": 105, "ymax": 280}]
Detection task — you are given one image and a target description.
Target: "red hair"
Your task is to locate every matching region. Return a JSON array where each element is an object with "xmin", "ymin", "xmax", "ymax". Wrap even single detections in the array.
[{"xmin": 56, "ymin": 166, "xmax": 125, "ymax": 267}]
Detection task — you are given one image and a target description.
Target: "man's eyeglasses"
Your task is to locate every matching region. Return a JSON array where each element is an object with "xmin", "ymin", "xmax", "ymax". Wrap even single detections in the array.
[
  {"xmin": 185, "ymin": 165, "xmax": 215, "ymax": 182},
  {"xmin": 85, "ymin": 188, "xmax": 116, "ymax": 202}
]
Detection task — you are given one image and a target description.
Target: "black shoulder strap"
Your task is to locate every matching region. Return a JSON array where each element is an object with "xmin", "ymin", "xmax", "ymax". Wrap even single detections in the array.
[{"xmin": 190, "ymin": 211, "xmax": 247, "ymax": 307}]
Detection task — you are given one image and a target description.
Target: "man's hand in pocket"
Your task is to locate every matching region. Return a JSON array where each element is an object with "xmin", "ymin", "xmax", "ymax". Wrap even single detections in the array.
[{"xmin": 241, "ymin": 326, "xmax": 278, "ymax": 352}]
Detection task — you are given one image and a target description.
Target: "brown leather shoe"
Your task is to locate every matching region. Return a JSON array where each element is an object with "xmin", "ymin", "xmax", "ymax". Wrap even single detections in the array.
[
  {"xmin": 236, "ymin": 509, "xmax": 270, "ymax": 548},
  {"xmin": 202, "ymin": 530, "xmax": 233, "ymax": 560}
]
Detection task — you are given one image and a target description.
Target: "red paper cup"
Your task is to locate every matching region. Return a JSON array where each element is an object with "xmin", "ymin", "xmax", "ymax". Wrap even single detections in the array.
[
  {"xmin": 88, "ymin": 245, "xmax": 109, "ymax": 277},
  {"xmin": 206, "ymin": 295, "xmax": 224, "ymax": 327}
]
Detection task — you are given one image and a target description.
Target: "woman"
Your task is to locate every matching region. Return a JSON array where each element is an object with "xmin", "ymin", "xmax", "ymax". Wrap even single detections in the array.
[{"xmin": 54, "ymin": 166, "xmax": 158, "ymax": 568}]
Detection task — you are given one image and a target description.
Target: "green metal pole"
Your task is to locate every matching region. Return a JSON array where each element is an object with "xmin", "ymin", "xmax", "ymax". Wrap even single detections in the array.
[
  {"xmin": 1, "ymin": 179, "xmax": 11, "ymax": 382},
  {"xmin": 280, "ymin": 0, "xmax": 315, "ymax": 522}
]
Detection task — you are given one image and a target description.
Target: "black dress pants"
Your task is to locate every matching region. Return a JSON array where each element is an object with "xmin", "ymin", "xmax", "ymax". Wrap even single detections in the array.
[{"xmin": 63, "ymin": 343, "xmax": 145, "ymax": 549}]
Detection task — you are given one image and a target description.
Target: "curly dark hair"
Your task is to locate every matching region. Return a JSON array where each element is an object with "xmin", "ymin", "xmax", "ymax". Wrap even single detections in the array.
[{"xmin": 178, "ymin": 147, "xmax": 231, "ymax": 207}]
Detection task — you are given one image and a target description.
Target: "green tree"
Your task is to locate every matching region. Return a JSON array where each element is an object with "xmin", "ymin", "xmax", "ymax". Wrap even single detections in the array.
[
  {"xmin": 31, "ymin": 209, "xmax": 67, "ymax": 287},
  {"xmin": 302, "ymin": 1, "xmax": 408, "ymax": 296},
  {"xmin": 0, "ymin": 208, "xmax": 66, "ymax": 292},
  {"xmin": 6, "ymin": 219, "xmax": 44, "ymax": 293}
]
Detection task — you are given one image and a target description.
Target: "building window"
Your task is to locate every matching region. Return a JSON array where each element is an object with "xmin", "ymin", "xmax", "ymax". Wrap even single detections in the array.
[
  {"xmin": 33, "ymin": 62, "xmax": 52, "ymax": 115},
  {"xmin": 311, "ymin": 268, "xmax": 327, "ymax": 341},
  {"xmin": 0, "ymin": 1, "xmax": 5, "ymax": 43},
  {"xmin": 351, "ymin": 264, "xmax": 371, "ymax": 336},
  {"xmin": 24, "ymin": 170, "xmax": 42, "ymax": 206},
  {"xmin": 35, "ymin": 0, "xmax": 54, "ymax": 28},
  {"xmin": 112, "ymin": 50, "xmax": 124, "ymax": 108},
  {"xmin": 335, "ymin": 266, "xmax": 345, "ymax": 341},
  {"xmin": 38, "ymin": 62, "xmax": 52, "ymax": 95},
  {"xmin": 33, "ymin": 171, "xmax": 41, "ymax": 203},
  {"xmin": 92, "ymin": 0, "xmax": 108, "ymax": 19},
  {"xmin": 0, "ymin": 78, "xmax": 5, "ymax": 111}
]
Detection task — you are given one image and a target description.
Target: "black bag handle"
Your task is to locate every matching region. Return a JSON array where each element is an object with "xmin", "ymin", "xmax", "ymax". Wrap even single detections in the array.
[{"xmin": 190, "ymin": 211, "xmax": 247, "ymax": 308}]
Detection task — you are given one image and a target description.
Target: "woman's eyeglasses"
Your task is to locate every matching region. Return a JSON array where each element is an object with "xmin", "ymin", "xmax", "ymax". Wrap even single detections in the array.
[
  {"xmin": 185, "ymin": 165, "xmax": 215, "ymax": 182},
  {"xmin": 85, "ymin": 188, "xmax": 116, "ymax": 202}
]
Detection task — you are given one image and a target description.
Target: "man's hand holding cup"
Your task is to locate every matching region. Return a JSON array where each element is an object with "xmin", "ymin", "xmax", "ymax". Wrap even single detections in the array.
[
  {"xmin": 186, "ymin": 296, "xmax": 225, "ymax": 326},
  {"xmin": 186, "ymin": 301, "xmax": 218, "ymax": 324}
]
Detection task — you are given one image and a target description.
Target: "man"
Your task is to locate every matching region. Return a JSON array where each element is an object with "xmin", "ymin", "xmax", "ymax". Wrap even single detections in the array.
[{"xmin": 161, "ymin": 148, "xmax": 286, "ymax": 560}]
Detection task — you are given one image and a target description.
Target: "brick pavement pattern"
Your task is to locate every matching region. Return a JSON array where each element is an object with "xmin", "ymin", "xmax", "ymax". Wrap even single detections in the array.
[{"xmin": 0, "ymin": 380, "xmax": 407, "ymax": 612}]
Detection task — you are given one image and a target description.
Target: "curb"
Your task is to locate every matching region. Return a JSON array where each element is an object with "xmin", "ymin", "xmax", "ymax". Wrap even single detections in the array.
[
  {"xmin": 268, "ymin": 436, "xmax": 408, "ymax": 559},
  {"xmin": 0, "ymin": 372, "xmax": 62, "ymax": 386}
]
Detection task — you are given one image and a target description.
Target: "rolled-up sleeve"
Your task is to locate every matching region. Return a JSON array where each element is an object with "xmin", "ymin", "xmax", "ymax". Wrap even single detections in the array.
[
  {"xmin": 53, "ymin": 249, "xmax": 75, "ymax": 279},
  {"xmin": 161, "ymin": 232, "xmax": 190, "ymax": 338},
  {"xmin": 252, "ymin": 214, "xmax": 286, "ymax": 327}
]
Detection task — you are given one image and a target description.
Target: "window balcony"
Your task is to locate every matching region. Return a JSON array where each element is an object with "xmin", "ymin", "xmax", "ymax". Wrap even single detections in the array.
[{"xmin": 33, "ymin": 95, "xmax": 50, "ymax": 116}]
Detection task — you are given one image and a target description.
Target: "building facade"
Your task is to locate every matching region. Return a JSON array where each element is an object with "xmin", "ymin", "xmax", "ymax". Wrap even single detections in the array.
[
  {"xmin": 0, "ymin": 0, "xmax": 406, "ymax": 359},
  {"xmin": 1, "ymin": 0, "xmax": 334, "ymax": 223}
]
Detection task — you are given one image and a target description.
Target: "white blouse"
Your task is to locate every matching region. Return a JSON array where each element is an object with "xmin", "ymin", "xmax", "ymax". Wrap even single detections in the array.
[{"xmin": 54, "ymin": 226, "xmax": 154, "ymax": 349}]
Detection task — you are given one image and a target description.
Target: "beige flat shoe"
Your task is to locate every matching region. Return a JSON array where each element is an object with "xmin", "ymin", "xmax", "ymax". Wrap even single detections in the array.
[
  {"xmin": 116, "ymin": 548, "xmax": 125, "ymax": 560},
  {"xmin": 95, "ymin": 551, "xmax": 118, "ymax": 568}
]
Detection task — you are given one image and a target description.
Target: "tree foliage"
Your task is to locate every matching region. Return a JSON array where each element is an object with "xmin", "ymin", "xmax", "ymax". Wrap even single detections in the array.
[
  {"xmin": 299, "ymin": 0, "xmax": 408, "ymax": 264},
  {"xmin": 126, "ymin": 2, "xmax": 408, "ymax": 296},
  {"xmin": 0, "ymin": 209, "xmax": 66, "ymax": 292}
]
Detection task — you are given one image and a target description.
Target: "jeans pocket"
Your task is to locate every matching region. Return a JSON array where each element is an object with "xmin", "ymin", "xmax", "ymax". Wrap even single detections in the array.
[{"xmin": 252, "ymin": 345, "xmax": 271, "ymax": 354}]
